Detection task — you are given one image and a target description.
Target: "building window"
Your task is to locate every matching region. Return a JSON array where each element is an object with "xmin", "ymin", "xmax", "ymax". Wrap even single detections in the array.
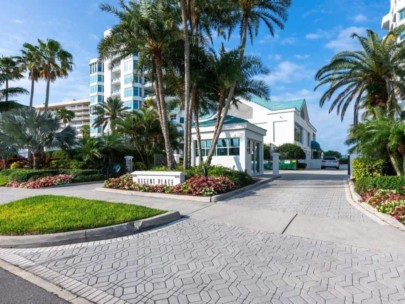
[
  {"xmin": 170, "ymin": 114, "xmax": 177, "ymax": 121},
  {"xmin": 124, "ymin": 74, "xmax": 133, "ymax": 85},
  {"xmin": 195, "ymin": 138, "xmax": 240, "ymax": 157},
  {"xmin": 294, "ymin": 123, "xmax": 303, "ymax": 143},
  {"xmin": 133, "ymin": 101, "xmax": 139, "ymax": 110},
  {"xmin": 180, "ymin": 117, "xmax": 185, "ymax": 124},
  {"xmin": 90, "ymin": 85, "xmax": 103, "ymax": 94},
  {"xmin": 124, "ymin": 61, "xmax": 132, "ymax": 73},
  {"xmin": 90, "ymin": 75, "xmax": 103, "ymax": 83},
  {"xmin": 401, "ymin": 30, "xmax": 405, "ymax": 41},
  {"xmin": 90, "ymin": 62, "xmax": 103, "ymax": 74},
  {"xmin": 400, "ymin": 9, "xmax": 405, "ymax": 20},
  {"xmin": 90, "ymin": 95, "xmax": 103, "ymax": 103},
  {"xmin": 307, "ymin": 131, "xmax": 310, "ymax": 146}
]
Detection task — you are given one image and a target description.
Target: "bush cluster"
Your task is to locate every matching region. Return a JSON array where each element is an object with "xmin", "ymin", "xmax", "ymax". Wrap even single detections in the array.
[
  {"xmin": 7, "ymin": 174, "xmax": 72, "ymax": 189},
  {"xmin": 104, "ymin": 174, "xmax": 236, "ymax": 197},
  {"xmin": 355, "ymin": 176, "xmax": 405, "ymax": 194},
  {"xmin": 4, "ymin": 169, "xmax": 102, "ymax": 184},
  {"xmin": 352, "ymin": 158, "xmax": 386, "ymax": 180}
]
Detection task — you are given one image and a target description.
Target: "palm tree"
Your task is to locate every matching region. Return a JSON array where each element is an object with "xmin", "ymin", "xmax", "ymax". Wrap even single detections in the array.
[
  {"xmin": 77, "ymin": 136, "xmax": 102, "ymax": 167},
  {"xmin": 206, "ymin": 0, "xmax": 291, "ymax": 164},
  {"xmin": 37, "ymin": 39, "xmax": 74, "ymax": 113},
  {"xmin": 93, "ymin": 97, "xmax": 129, "ymax": 134},
  {"xmin": 205, "ymin": 47, "xmax": 270, "ymax": 164},
  {"xmin": 20, "ymin": 43, "xmax": 42, "ymax": 107},
  {"xmin": 0, "ymin": 133, "xmax": 17, "ymax": 169},
  {"xmin": 315, "ymin": 27, "xmax": 405, "ymax": 124},
  {"xmin": 0, "ymin": 56, "xmax": 28, "ymax": 102},
  {"xmin": 346, "ymin": 117, "xmax": 405, "ymax": 176},
  {"xmin": 0, "ymin": 108, "xmax": 76, "ymax": 169},
  {"xmin": 99, "ymin": 0, "xmax": 180, "ymax": 169},
  {"xmin": 56, "ymin": 107, "xmax": 75, "ymax": 127}
]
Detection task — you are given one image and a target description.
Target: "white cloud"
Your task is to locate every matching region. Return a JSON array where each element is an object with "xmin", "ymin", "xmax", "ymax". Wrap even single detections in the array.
[
  {"xmin": 281, "ymin": 37, "xmax": 296, "ymax": 45},
  {"xmin": 10, "ymin": 19, "xmax": 24, "ymax": 24},
  {"xmin": 268, "ymin": 54, "xmax": 282, "ymax": 61},
  {"xmin": 305, "ymin": 29, "xmax": 333, "ymax": 40},
  {"xmin": 257, "ymin": 61, "xmax": 314, "ymax": 86},
  {"xmin": 89, "ymin": 34, "xmax": 99, "ymax": 41},
  {"xmin": 325, "ymin": 26, "xmax": 366, "ymax": 53},
  {"xmin": 294, "ymin": 54, "xmax": 310, "ymax": 60},
  {"xmin": 352, "ymin": 14, "xmax": 367, "ymax": 23}
]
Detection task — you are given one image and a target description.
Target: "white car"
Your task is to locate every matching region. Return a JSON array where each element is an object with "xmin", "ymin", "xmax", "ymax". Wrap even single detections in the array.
[{"xmin": 321, "ymin": 156, "xmax": 340, "ymax": 169}]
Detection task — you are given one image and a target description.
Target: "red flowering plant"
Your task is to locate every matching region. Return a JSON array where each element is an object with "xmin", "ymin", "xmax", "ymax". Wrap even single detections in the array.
[
  {"xmin": 7, "ymin": 174, "xmax": 72, "ymax": 189},
  {"xmin": 362, "ymin": 189, "xmax": 405, "ymax": 207}
]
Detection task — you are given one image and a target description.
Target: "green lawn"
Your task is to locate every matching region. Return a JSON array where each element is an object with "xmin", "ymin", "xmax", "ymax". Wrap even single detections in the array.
[{"xmin": 0, "ymin": 195, "xmax": 165, "ymax": 235}]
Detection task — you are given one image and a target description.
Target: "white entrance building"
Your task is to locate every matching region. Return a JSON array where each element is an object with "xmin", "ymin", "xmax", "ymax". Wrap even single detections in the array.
[{"xmin": 191, "ymin": 115, "xmax": 267, "ymax": 176}]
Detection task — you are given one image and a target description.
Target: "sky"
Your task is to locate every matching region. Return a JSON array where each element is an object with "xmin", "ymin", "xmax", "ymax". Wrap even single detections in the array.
[{"xmin": 0, "ymin": 0, "xmax": 389, "ymax": 154}]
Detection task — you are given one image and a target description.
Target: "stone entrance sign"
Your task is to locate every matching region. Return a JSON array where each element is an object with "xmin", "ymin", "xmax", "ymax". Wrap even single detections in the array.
[{"xmin": 131, "ymin": 171, "xmax": 185, "ymax": 186}]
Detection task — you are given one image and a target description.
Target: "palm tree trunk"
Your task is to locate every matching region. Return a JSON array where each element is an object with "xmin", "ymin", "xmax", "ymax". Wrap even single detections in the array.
[
  {"xmin": 5, "ymin": 79, "xmax": 9, "ymax": 102},
  {"xmin": 154, "ymin": 56, "xmax": 176, "ymax": 169},
  {"xmin": 206, "ymin": 92, "xmax": 225, "ymax": 164},
  {"xmin": 388, "ymin": 150, "xmax": 401, "ymax": 176},
  {"xmin": 181, "ymin": 0, "xmax": 191, "ymax": 170},
  {"xmin": 193, "ymin": 99, "xmax": 203, "ymax": 165},
  {"xmin": 32, "ymin": 152, "xmax": 41, "ymax": 170},
  {"xmin": 44, "ymin": 78, "xmax": 51, "ymax": 113},
  {"xmin": 29, "ymin": 78, "xmax": 35, "ymax": 107}
]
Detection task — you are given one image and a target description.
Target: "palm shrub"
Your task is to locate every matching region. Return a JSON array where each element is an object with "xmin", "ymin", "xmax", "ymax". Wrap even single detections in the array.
[
  {"xmin": 0, "ymin": 108, "xmax": 76, "ymax": 169},
  {"xmin": 275, "ymin": 144, "xmax": 306, "ymax": 160}
]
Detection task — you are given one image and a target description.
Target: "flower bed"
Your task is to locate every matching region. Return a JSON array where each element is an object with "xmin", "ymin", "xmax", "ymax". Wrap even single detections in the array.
[
  {"xmin": 7, "ymin": 174, "xmax": 72, "ymax": 189},
  {"xmin": 104, "ymin": 174, "xmax": 236, "ymax": 196},
  {"xmin": 360, "ymin": 189, "xmax": 405, "ymax": 225}
]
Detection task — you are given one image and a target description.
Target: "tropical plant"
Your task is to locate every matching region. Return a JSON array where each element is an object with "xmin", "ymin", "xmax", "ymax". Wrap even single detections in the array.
[
  {"xmin": 0, "ymin": 133, "xmax": 17, "ymax": 169},
  {"xmin": 93, "ymin": 97, "xmax": 128, "ymax": 134},
  {"xmin": 20, "ymin": 43, "xmax": 42, "ymax": 107},
  {"xmin": 315, "ymin": 27, "xmax": 405, "ymax": 124},
  {"xmin": 346, "ymin": 117, "xmax": 405, "ymax": 176},
  {"xmin": 204, "ymin": 0, "xmax": 291, "ymax": 164},
  {"xmin": 275, "ymin": 143, "xmax": 306, "ymax": 160},
  {"xmin": 56, "ymin": 107, "xmax": 75, "ymax": 127},
  {"xmin": 0, "ymin": 108, "xmax": 76, "ymax": 169},
  {"xmin": 0, "ymin": 56, "xmax": 28, "ymax": 102},
  {"xmin": 99, "ymin": 0, "xmax": 180, "ymax": 169},
  {"xmin": 77, "ymin": 136, "xmax": 103, "ymax": 167},
  {"xmin": 37, "ymin": 39, "xmax": 74, "ymax": 113}
]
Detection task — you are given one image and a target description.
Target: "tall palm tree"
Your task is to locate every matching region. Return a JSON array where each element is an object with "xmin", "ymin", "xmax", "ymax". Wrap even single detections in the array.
[
  {"xmin": 20, "ymin": 43, "xmax": 42, "ymax": 107},
  {"xmin": 205, "ymin": 47, "xmax": 270, "ymax": 164},
  {"xmin": 206, "ymin": 0, "xmax": 291, "ymax": 163},
  {"xmin": 0, "ymin": 108, "xmax": 76, "ymax": 169},
  {"xmin": 37, "ymin": 39, "xmax": 74, "ymax": 113},
  {"xmin": 93, "ymin": 97, "xmax": 129, "ymax": 134},
  {"xmin": 56, "ymin": 107, "xmax": 75, "ymax": 127},
  {"xmin": 315, "ymin": 27, "xmax": 405, "ymax": 124},
  {"xmin": 99, "ymin": 0, "xmax": 180, "ymax": 169},
  {"xmin": 0, "ymin": 56, "xmax": 27, "ymax": 102}
]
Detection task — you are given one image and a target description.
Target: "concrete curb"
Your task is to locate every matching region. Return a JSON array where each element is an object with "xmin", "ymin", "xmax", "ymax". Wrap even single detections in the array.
[
  {"xmin": 0, "ymin": 258, "xmax": 93, "ymax": 304},
  {"xmin": 97, "ymin": 175, "xmax": 281, "ymax": 203},
  {"xmin": 347, "ymin": 180, "xmax": 405, "ymax": 232},
  {"xmin": 0, "ymin": 211, "xmax": 181, "ymax": 248}
]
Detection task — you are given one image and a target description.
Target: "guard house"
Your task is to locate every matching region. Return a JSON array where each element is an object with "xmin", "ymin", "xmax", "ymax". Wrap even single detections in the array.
[{"xmin": 191, "ymin": 115, "xmax": 267, "ymax": 176}]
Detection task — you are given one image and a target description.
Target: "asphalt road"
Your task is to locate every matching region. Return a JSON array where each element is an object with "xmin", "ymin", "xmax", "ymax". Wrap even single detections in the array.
[{"xmin": 0, "ymin": 268, "xmax": 68, "ymax": 304}]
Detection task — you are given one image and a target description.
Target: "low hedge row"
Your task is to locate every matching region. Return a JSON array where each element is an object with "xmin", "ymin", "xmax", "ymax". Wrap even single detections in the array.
[
  {"xmin": 352, "ymin": 158, "xmax": 386, "ymax": 180},
  {"xmin": 355, "ymin": 176, "xmax": 405, "ymax": 194},
  {"xmin": 3, "ymin": 169, "xmax": 102, "ymax": 183}
]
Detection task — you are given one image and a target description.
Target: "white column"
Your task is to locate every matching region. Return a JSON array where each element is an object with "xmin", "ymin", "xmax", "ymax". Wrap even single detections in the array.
[
  {"xmin": 349, "ymin": 154, "xmax": 358, "ymax": 179},
  {"xmin": 124, "ymin": 156, "xmax": 134, "ymax": 172},
  {"xmin": 272, "ymin": 153, "xmax": 280, "ymax": 176}
]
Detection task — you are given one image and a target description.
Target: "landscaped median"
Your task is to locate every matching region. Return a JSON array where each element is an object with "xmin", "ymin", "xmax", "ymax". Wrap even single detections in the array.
[
  {"xmin": 350, "ymin": 175, "xmax": 405, "ymax": 230},
  {"xmin": 0, "ymin": 168, "xmax": 104, "ymax": 188},
  {"xmin": 0, "ymin": 195, "xmax": 180, "ymax": 248}
]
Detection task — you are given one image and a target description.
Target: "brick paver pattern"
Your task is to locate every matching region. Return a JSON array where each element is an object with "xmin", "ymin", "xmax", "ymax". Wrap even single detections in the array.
[
  {"xmin": 2, "ymin": 219, "xmax": 405, "ymax": 304},
  {"xmin": 228, "ymin": 172, "xmax": 372, "ymax": 223}
]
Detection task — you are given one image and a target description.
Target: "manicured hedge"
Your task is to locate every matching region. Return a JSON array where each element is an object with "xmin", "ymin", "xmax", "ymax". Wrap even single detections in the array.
[
  {"xmin": 355, "ymin": 176, "xmax": 405, "ymax": 194},
  {"xmin": 6, "ymin": 169, "xmax": 102, "ymax": 183},
  {"xmin": 352, "ymin": 158, "xmax": 386, "ymax": 180},
  {"xmin": 0, "ymin": 176, "xmax": 8, "ymax": 186}
]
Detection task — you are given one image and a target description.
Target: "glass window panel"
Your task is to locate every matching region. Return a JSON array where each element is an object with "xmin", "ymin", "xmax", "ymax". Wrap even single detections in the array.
[
  {"xmin": 229, "ymin": 148, "xmax": 240, "ymax": 156},
  {"xmin": 206, "ymin": 140, "xmax": 212, "ymax": 148},
  {"xmin": 217, "ymin": 148, "xmax": 228, "ymax": 156}
]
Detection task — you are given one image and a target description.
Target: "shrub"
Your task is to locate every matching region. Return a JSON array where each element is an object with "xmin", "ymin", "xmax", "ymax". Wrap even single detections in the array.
[
  {"xmin": 352, "ymin": 158, "xmax": 386, "ymax": 180},
  {"xmin": 339, "ymin": 158, "xmax": 349, "ymax": 165},
  {"xmin": 49, "ymin": 159, "xmax": 67, "ymax": 169},
  {"xmin": 0, "ymin": 169, "xmax": 12, "ymax": 176},
  {"xmin": 355, "ymin": 176, "xmax": 405, "ymax": 194},
  {"xmin": 7, "ymin": 174, "xmax": 72, "ymax": 189},
  {"xmin": 10, "ymin": 161, "xmax": 31, "ymax": 170},
  {"xmin": 68, "ymin": 160, "xmax": 86, "ymax": 169},
  {"xmin": 297, "ymin": 163, "xmax": 307, "ymax": 169},
  {"xmin": 8, "ymin": 169, "xmax": 61, "ymax": 183},
  {"xmin": 51, "ymin": 150, "xmax": 70, "ymax": 160},
  {"xmin": 134, "ymin": 162, "xmax": 147, "ymax": 170},
  {"xmin": 0, "ymin": 176, "xmax": 8, "ymax": 186},
  {"xmin": 72, "ymin": 174, "xmax": 104, "ymax": 183},
  {"xmin": 275, "ymin": 144, "xmax": 306, "ymax": 160}
]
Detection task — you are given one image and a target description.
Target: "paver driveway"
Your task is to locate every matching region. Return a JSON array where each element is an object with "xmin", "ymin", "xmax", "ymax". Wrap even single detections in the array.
[{"xmin": 1, "ymin": 170, "xmax": 405, "ymax": 304}]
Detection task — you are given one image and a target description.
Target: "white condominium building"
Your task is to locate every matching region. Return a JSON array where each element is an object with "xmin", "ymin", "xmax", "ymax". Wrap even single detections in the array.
[
  {"xmin": 89, "ymin": 30, "xmax": 146, "ymax": 137},
  {"xmin": 35, "ymin": 99, "xmax": 90, "ymax": 137},
  {"xmin": 382, "ymin": 0, "xmax": 405, "ymax": 39}
]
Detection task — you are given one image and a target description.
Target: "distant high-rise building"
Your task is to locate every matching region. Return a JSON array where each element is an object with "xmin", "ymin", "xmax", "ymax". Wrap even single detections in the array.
[
  {"xmin": 89, "ymin": 30, "xmax": 145, "ymax": 137},
  {"xmin": 382, "ymin": 0, "xmax": 405, "ymax": 39}
]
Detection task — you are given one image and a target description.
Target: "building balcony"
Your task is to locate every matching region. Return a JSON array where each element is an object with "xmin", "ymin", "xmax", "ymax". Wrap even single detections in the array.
[
  {"xmin": 112, "ymin": 77, "xmax": 120, "ymax": 84},
  {"xmin": 382, "ymin": 13, "xmax": 391, "ymax": 30},
  {"xmin": 111, "ymin": 90, "xmax": 121, "ymax": 96}
]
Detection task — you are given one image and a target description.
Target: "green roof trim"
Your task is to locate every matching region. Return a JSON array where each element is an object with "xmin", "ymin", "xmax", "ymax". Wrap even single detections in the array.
[
  {"xmin": 250, "ymin": 96, "xmax": 305, "ymax": 111},
  {"xmin": 311, "ymin": 140, "xmax": 321, "ymax": 150},
  {"xmin": 196, "ymin": 115, "xmax": 249, "ymax": 128}
]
